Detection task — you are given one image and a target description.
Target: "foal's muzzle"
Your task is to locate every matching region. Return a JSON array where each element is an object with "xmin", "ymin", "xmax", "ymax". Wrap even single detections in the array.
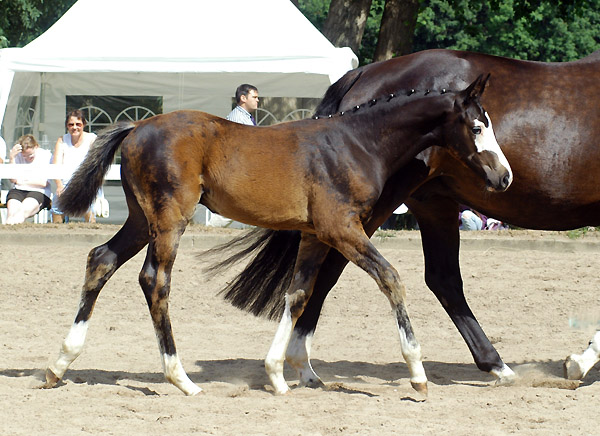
[
  {"xmin": 483, "ymin": 164, "xmax": 512, "ymax": 192},
  {"xmin": 472, "ymin": 150, "xmax": 513, "ymax": 192}
]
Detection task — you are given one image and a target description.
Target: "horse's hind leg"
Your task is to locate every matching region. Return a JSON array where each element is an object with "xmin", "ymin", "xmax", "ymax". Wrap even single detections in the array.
[
  {"xmin": 138, "ymin": 221, "xmax": 201, "ymax": 396},
  {"xmin": 44, "ymin": 217, "xmax": 149, "ymax": 388},
  {"xmin": 286, "ymin": 250, "xmax": 347, "ymax": 388},
  {"xmin": 266, "ymin": 233, "xmax": 330, "ymax": 394}
]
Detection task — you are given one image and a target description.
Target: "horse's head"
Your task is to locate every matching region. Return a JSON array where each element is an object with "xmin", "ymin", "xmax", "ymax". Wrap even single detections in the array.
[{"xmin": 445, "ymin": 74, "xmax": 513, "ymax": 192}]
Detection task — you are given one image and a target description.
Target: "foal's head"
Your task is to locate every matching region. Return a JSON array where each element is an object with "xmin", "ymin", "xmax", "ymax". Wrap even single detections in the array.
[{"xmin": 443, "ymin": 74, "xmax": 513, "ymax": 192}]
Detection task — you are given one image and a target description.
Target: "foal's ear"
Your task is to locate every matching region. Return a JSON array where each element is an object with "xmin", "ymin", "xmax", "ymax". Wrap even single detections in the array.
[{"xmin": 462, "ymin": 73, "xmax": 491, "ymax": 102}]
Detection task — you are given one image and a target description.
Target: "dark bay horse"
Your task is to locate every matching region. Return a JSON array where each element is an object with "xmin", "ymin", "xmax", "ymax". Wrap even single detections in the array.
[
  {"xmin": 209, "ymin": 49, "xmax": 600, "ymax": 390},
  {"xmin": 42, "ymin": 75, "xmax": 511, "ymax": 396}
]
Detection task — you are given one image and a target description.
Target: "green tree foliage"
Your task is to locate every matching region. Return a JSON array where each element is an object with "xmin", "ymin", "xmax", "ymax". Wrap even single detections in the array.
[
  {"xmin": 4, "ymin": 0, "xmax": 599, "ymax": 62},
  {"xmin": 297, "ymin": 0, "xmax": 600, "ymax": 63},
  {"xmin": 413, "ymin": 0, "xmax": 600, "ymax": 61},
  {"xmin": 0, "ymin": 0, "xmax": 77, "ymax": 48},
  {"xmin": 296, "ymin": 0, "xmax": 387, "ymax": 64},
  {"xmin": 358, "ymin": 0, "xmax": 384, "ymax": 64},
  {"xmin": 295, "ymin": 0, "xmax": 330, "ymax": 30}
]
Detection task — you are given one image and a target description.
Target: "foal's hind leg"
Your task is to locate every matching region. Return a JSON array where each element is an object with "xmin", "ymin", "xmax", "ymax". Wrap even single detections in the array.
[
  {"xmin": 327, "ymin": 224, "xmax": 427, "ymax": 396},
  {"xmin": 266, "ymin": 233, "xmax": 330, "ymax": 394},
  {"xmin": 44, "ymin": 218, "xmax": 149, "ymax": 388},
  {"xmin": 138, "ymin": 221, "xmax": 201, "ymax": 396}
]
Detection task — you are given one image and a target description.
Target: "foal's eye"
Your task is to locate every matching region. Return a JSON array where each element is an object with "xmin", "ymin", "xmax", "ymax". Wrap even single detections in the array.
[{"xmin": 471, "ymin": 126, "xmax": 482, "ymax": 135}]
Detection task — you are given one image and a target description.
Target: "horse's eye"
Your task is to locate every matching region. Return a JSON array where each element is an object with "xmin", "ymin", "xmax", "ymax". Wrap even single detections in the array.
[{"xmin": 472, "ymin": 126, "xmax": 482, "ymax": 135}]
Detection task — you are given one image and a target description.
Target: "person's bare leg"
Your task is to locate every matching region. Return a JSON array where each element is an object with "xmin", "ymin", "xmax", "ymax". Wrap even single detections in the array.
[
  {"xmin": 84, "ymin": 210, "xmax": 96, "ymax": 223},
  {"xmin": 20, "ymin": 197, "xmax": 42, "ymax": 220},
  {"xmin": 6, "ymin": 199, "xmax": 25, "ymax": 224}
]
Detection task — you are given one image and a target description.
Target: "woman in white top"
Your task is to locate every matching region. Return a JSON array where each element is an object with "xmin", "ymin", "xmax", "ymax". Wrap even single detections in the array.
[
  {"xmin": 6, "ymin": 134, "xmax": 52, "ymax": 224},
  {"xmin": 52, "ymin": 110, "xmax": 98, "ymax": 223}
]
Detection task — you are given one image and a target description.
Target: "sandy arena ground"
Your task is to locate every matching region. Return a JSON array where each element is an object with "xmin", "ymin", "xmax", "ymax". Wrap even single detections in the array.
[{"xmin": 0, "ymin": 224, "xmax": 599, "ymax": 435}]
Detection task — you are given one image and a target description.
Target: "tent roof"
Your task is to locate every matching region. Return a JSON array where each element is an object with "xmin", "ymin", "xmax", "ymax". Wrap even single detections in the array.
[{"xmin": 1, "ymin": 0, "xmax": 357, "ymax": 79}]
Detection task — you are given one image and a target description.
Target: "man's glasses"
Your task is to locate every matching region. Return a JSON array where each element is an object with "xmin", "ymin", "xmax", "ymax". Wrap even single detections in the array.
[{"xmin": 67, "ymin": 122, "xmax": 83, "ymax": 127}]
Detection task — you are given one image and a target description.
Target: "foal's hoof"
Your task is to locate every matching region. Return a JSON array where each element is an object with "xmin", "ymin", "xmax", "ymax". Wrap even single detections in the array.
[
  {"xmin": 273, "ymin": 386, "xmax": 291, "ymax": 396},
  {"xmin": 410, "ymin": 381, "xmax": 428, "ymax": 398},
  {"xmin": 300, "ymin": 377, "xmax": 326, "ymax": 389},
  {"xmin": 41, "ymin": 368, "xmax": 60, "ymax": 389},
  {"xmin": 564, "ymin": 355, "xmax": 585, "ymax": 380}
]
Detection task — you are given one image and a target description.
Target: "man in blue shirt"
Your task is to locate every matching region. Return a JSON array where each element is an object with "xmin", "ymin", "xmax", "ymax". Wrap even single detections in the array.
[{"xmin": 226, "ymin": 84, "xmax": 259, "ymax": 125}]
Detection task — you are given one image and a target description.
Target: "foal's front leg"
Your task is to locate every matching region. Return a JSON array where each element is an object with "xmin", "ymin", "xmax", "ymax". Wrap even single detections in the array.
[
  {"xmin": 265, "ymin": 233, "xmax": 330, "ymax": 394},
  {"xmin": 331, "ymin": 225, "xmax": 428, "ymax": 396}
]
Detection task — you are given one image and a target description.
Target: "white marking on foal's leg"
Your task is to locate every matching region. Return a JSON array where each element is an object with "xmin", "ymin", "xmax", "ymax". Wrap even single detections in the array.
[
  {"xmin": 395, "ymin": 321, "xmax": 427, "ymax": 392},
  {"xmin": 490, "ymin": 363, "xmax": 517, "ymax": 385},
  {"xmin": 265, "ymin": 298, "xmax": 294, "ymax": 394},
  {"xmin": 565, "ymin": 331, "xmax": 600, "ymax": 380},
  {"xmin": 286, "ymin": 331, "xmax": 323, "ymax": 388},
  {"xmin": 47, "ymin": 321, "xmax": 89, "ymax": 381},
  {"xmin": 161, "ymin": 354, "xmax": 202, "ymax": 396}
]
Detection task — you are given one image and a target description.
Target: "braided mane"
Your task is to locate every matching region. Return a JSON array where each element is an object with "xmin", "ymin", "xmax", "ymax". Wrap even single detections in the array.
[{"xmin": 312, "ymin": 88, "xmax": 452, "ymax": 119}]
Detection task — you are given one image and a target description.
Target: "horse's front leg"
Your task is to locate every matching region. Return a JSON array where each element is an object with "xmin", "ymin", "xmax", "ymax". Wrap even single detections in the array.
[
  {"xmin": 407, "ymin": 194, "xmax": 516, "ymax": 384},
  {"xmin": 565, "ymin": 331, "xmax": 600, "ymax": 380},
  {"xmin": 285, "ymin": 249, "xmax": 347, "ymax": 388},
  {"xmin": 139, "ymin": 225, "xmax": 201, "ymax": 396},
  {"xmin": 266, "ymin": 233, "xmax": 330, "ymax": 394}
]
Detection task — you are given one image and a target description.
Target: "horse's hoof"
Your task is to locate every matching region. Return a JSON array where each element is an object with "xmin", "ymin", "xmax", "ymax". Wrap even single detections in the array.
[
  {"xmin": 41, "ymin": 368, "xmax": 60, "ymax": 389},
  {"xmin": 273, "ymin": 386, "xmax": 291, "ymax": 396},
  {"xmin": 494, "ymin": 378, "xmax": 516, "ymax": 387},
  {"xmin": 410, "ymin": 381, "xmax": 428, "ymax": 398},
  {"xmin": 494, "ymin": 372, "xmax": 517, "ymax": 386},
  {"xmin": 185, "ymin": 385, "xmax": 203, "ymax": 396},
  {"xmin": 564, "ymin": 355, "xmax": 585, "ymax": 380},
  {"xmin": 300, "ymin": 377, "xmax": 325, "ymax": 389}
]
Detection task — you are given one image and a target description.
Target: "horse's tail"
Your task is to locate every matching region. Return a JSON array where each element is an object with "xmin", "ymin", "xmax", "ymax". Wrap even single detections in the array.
[
  {"xmin": 314, "ymin": 67, "xmax": 364, "ymax": 116},
  {"xmin": 203, "ymin": 227, "xmax": 301, "ymax": 320},
  {"xmin": 202, "ymin": 69, "xmax": 364, "ymax": 320},
  {"xmin": 59, "ymin": 121, "xmax": 135, "ymax": 216}
]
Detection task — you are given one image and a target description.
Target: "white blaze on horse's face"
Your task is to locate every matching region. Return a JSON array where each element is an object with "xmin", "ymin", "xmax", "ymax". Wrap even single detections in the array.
[{"xmin": 474, "ymin": 113, "xmax": 513, "ymax": 188}]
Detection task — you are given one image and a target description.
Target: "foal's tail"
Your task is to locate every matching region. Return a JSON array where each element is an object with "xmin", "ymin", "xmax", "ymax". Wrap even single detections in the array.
[
  {"xmin": 203, "ymin": 228, "xmax": 301, "ymax": 320},
  {"xmin": 59, "ymin": 122, "xmax": 135, "ymax": 217}
]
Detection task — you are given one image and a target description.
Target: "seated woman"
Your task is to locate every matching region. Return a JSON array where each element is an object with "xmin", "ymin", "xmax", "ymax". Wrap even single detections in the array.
[{"xmin": 6, "ymin": 134, "xmax": 52, "ymax": 224}]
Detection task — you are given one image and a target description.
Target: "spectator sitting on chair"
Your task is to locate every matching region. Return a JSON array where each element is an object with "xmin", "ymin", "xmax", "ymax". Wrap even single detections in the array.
[
  {"xmin": 459, "ymin": 205, "xmax": 487, "ymax": 231},
  {"xmin": 0, "ymin": 134, "xmax": 6, "ymax": 162},
  {"xmin": 226, "ymin": 84, "xmax": 259, "ymax": 126},
  {"xmin": 52, "ymin": 109, "xmax": 99, "ymax": 223},
  {"xmin": 5, "ymin": 134, "xmax": 52, "ymax": 224},
  {"xmin": 0, "ymin": 134, "xmax": 8, "ymax": 191}
]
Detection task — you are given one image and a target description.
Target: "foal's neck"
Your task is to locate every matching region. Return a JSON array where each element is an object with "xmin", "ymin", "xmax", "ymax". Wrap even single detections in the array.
[{"xmin": 338, "ymin": 93, "xmax": 450, "ymax": 168}]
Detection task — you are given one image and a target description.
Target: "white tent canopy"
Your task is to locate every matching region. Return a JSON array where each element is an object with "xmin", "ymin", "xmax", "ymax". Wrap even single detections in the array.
[{"xmin": 0, "ymin": 0, "xmax": 357, "ymax": 148}]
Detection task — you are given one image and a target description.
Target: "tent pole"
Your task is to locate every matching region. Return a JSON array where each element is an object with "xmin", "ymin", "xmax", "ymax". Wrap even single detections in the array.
[{"xmin": 38, "ymin": 72, "xmax": 49, "ymax": 148}]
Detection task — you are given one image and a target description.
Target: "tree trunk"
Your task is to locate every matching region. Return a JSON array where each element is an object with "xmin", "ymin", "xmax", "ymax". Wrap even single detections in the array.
[
  {"xmin": 322, "ymin": 0, "xmax": 373, "ymax": 54},
  {"xmin": 373, "ymin": 0, "xmax": 419, "ymax": 62}
]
